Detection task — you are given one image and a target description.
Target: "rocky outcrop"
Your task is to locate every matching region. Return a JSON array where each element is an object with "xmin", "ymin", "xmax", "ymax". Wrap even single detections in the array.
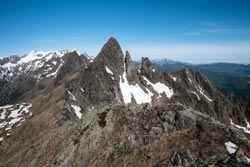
[{"xmin": 124, "ymin": 51, "xmax": 140, "ymax": 83}]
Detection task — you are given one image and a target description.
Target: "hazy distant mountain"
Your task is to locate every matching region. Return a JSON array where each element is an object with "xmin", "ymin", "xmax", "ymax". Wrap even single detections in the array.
[
  {"xmin": 151, "ymin": 58, "xmax": 191, "ymax": 65},
  {"xmin": 1, "ymin": 38, "xmax": 250, "ymax": 166},
  {"xmin": 196, "ymin": 63, "xmax": 250, "ymax": 77}
]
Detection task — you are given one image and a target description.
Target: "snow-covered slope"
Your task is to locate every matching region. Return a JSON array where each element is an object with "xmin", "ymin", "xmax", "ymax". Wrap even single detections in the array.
[
  {"xmin": 0, "ymin": 103, "xmax": 32, "ymax": 142},
  {"xmin": 0, "ymin": 49, "xmax": 92, "ymax": 81}
]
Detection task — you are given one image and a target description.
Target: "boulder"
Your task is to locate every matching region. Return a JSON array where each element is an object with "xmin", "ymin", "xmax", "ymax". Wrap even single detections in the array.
[{"xmin": 175, "ymin": 109, "xmax": 196, "ymax": 130}]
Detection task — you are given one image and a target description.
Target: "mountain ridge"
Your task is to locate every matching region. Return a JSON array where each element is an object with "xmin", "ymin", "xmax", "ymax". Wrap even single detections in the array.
[{"xmin": 0, "ymin": 37, "xmax": 250, "ymax": 166}]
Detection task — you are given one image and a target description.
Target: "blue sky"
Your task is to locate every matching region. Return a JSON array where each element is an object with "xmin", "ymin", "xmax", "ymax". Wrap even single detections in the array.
[{"xmin": 1, "ymin": 0, "xmax": 250, "ymax": 64}]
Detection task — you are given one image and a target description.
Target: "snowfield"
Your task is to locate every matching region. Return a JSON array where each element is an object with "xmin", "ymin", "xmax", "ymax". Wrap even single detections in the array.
[
  {"xmin": 119, "ymin": 65, "xmax": 174, "ymax": 104},
  {"xmin": 230, "ymin": 119, "xmax": 250, "ymax": 134},
  {"xmin": 120, "ymin": 72, "xmax": 153, "ymax": 104}
]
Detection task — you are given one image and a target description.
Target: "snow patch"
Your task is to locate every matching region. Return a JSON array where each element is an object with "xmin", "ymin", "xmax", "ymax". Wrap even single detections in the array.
[
  {"xmin": 225, "ymin": 141, "xmax": 238, "ymax": 154},
  {"xmin": 19, "ymin": 50, "xmax": 50, "ymax": 64},
  {"xmin": 71, "ymin": 105, "xmax": 82, "ymax": 119},
  {"xmin": 105, "ymin": 66, "xmax": 113, "ymax": 75},
  {"xmin": 71, "ymin": 49, "xmax": 81, "ymax": 56},
  {"xmin": 68, "ymin": 91, "xmax": 77, "ymax": 101},
  {"xmin": 119, "ymin": 72, "xmax": 153, "ymax": 104},
  {"xmin": 230, "ymin": 119, "xmax": 250, "ymax": 134},
  {"xmin": 172, "ymin": 77, "xmax": 177, "ymax": 81},
  {"xmin": 195, "ymin": 85, "xmax": 212, "ymax": 102},
  {"xmin": 2, "ymin": 62, "xmax": 16, "ymax": 69},
  {"xmin": 143, "ymin": 77, "xmax": 173, "ymax": 98},
  {"xmin": 0, "ymin": 105, "xmax": 14, "ymax": 109},
  {"xmin": 188, "ymin": 77, "xmax": 192, "ymax": 83},
  {"xmin": 0, "ymin": 110, "xmax": 6, "ymax": 119},
  {"xmin": 46, "ymin": 60, "xmax": 64, "ymax": 77},
  {"xmin": 52, "ymin": 61, "xmax": 57, "ymax": 65},
  {"xmin": 190, "ymin": 91, "xmax": 200, "ymax": 100},
  {"xmin": 225, "ymin": 141, "xmax": 250, "ymax": 162}
]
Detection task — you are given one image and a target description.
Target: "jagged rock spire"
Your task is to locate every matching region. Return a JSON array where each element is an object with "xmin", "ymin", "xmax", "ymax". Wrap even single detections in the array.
[
  {"xmin": 93, "ymin": 37, "xmax": 124, "ymax": 75},
  {"xmin": 124, "ymin": 50, "xmax": 138, "ymax": 83},
  {"xmin": 141, "ymin": 57, "xmax": 156, "ymax": 81}
]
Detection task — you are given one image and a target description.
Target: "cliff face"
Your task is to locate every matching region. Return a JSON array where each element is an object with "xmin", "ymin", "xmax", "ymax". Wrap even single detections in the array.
[{"xmin": 0, "ymin": 38, "xmax": 250, "ymax": 167}]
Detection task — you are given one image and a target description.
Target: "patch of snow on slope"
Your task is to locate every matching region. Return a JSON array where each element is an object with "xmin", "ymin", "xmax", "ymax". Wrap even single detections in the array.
[
  {"xmin": 0, "ymin": 105, "xmax": 13, "ymax": 110},
  {"xmin": 246, "ymin": 119, "xmax": 250, "ymax": 129},
  {"xmin": 71, "ymin": 105, "xmax": 82, "ymax": 119},
  {"xmin": 190, "ymin": 91, "xmax": 200, "ymax": 100},
  {"xmin": 46, "ymin": 60, "xmax": 64, "ymax": 77},
  {"xmin": 68, "ymin": 91, "xmax": 77, "ymax": 101},
  {"xmin": 143, "ymin": 77, "xmax": 173, "ymax": 98},
  {"xmin": 19, "ymin": 50, "xmax": 49, "ymax": 64},
  {"xmin": 188, "ymin": 77, "xmax": 192, "ymax": 83},
  {"xmin": 119, "ymin": 72, "xmax": 153, "ymax": 104},
  {"xmin": 9, "ymin": 117, "xmax": 23, "ymax": 126},
  {"xmin": 195, "ymin": 85, "xmax": 212, "ymax": 102},
  {"xmin": 225, "ymin": 141, "xmax": 238, "ymax": 154},
  {"xmin": 230, "ymin": 119, "xmax": 250, "ymax": 134},
  {"xmin": 2, "ymin": 62, "xmax": 16, "ymax": 69},
  {"xmin": 0, "ymin": 122, "xmax": 7, "ymax": 128},
  {"xmin": 172, "ymin": 77, "xmax": 177, "ymax": 81},
  {"xmin": 71, "ymin": 49, "xmax": 82, "ymax": 56},
  {"xmin": 225, "ymin": 141, "xmax": 250, "ymax": 162},
  {"xmin": 0, "ymin": 110, "xmax": 6, "ymax": 119},
  {"xmin": 105, "ymin": 66, "xmax": 113, "ymax": 75}
]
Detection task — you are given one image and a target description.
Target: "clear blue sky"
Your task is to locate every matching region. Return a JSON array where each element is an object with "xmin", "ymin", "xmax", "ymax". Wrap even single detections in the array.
[{"xmin": 1, "ymin": 0, "xmax": 250, "ymax": 64}]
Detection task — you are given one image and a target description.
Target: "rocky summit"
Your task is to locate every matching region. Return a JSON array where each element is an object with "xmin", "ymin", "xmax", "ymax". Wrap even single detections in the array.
[{"xmin": 0, "ymin": 38, "xmax": 250, "ymax": 167}]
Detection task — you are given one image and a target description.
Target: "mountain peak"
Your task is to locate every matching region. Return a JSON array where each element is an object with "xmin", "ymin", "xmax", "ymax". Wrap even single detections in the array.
[
  {"xmin": 107, "ymin": 37, "xmax": 119, "ymax": 44},
  {"xmin": 93, "ymin": 37, "xmax": 124, "ymax": 75},
  {"xmin": 104, "ymin": 37, "xmax": 122, "ymax": 53}
]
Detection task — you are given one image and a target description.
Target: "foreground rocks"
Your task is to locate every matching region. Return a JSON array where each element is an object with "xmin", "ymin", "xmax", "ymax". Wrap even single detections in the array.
[{"xmin": 1, "ymin": 103, "xmax": 250, "ymax": 167}]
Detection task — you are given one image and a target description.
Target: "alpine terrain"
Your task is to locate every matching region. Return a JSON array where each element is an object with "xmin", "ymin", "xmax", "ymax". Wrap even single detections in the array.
[{"xmin": 0, "ymin": 38, "xmax": 250, "ymax": 167}]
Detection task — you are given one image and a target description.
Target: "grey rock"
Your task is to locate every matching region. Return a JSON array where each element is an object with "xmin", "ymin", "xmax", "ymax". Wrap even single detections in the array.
[
  {"xmin": 175, "ymin": 109, "xmax": 196, "ymax": 130},
  {"xmin": 149, "ymin": 127, "xmax": 162, "ymax": 140},
  {"xmin": 162, "ymin": 122, "xmax": 176, "ymax": 132},
  {"xmin": 159, "ymin": 110, "xmax": 176, "ymax": 124},
  {"xmin": 235, "ymin": 149, "xmax": 250, "ymax": 165}
]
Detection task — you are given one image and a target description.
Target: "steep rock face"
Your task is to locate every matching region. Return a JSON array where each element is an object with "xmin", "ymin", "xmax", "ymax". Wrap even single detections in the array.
[
  {"xmin": 0, "ymin": 55, "xmax": 20, "ymax": 65},
  {"xmin": 0, "ymin": 37, "xmax": 250, "ymax": 167},
  {"xmin": 141, "ymin": 57, "xmax": 157, "ymax": 80},
  {"xmin": 124, "ymin": 51, "xmax": 140, "ymax": 84},
  {"xmin": 54, "ymin": 51, "xmax": 91, "ymax": 85},
  {"xmin": 93, "ymin": 37, "xmax": 124, "ymax": 76},
  {"xmin": 65, "ymin": 37, "xmax": 125, "ymax": 112},
  {"xmin": 170, "ymin": 68, "xmax": 247, "ymax": 126}
]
